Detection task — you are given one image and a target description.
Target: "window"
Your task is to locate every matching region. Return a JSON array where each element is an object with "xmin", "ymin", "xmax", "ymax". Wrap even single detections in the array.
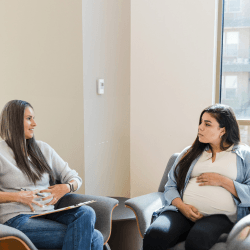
[
  {"xmin": 217, "ymin": 0, "xmax": 250, "ymax": 144},
  {"xmin": 225, "ymin": 0, "xmax": 241, "ymax": 12},
  {"xmin": 222, "ymin": 76, "xmax": 238, "ymax": 99},
  {"xmin": 223, "ymin": 32, "xmax": 239, "ymax": 57}
]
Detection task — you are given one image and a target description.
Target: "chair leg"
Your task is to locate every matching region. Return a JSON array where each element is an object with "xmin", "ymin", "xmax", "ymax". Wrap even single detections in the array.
[{"xmin": 104, "ymin": 243, "xmax": 111, "ymax": 250}]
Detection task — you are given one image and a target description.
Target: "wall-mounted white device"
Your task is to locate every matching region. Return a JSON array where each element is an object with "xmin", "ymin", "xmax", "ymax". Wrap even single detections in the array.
[{"xmin": 97, "ymin": 79, "xmax": 104, "ymax": 94}]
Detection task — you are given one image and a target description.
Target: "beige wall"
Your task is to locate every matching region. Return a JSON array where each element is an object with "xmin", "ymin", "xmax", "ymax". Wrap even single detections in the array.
[
  {"xmin": 130, "ymin": 0, "xmax": 217, "ymax": 197},
  {"xmin": 82, "ymin": 1, "xmax": 130, "ymax": 197},
  {"xmin": 0, "ymin": 1, "xmax": 85, "ymax": 193},
  {"xmin": 0, "ymin": 0, "xmax": 219, "ymax": 198}
]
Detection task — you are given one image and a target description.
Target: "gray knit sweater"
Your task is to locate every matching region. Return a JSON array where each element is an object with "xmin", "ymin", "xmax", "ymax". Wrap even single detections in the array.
[{"xmin": 0, "ymin": 140, "xmax": 82, "ymax": 224}]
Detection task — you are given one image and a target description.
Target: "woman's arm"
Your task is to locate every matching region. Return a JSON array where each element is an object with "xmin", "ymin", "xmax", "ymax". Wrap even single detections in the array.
[
  {"xmin": 0, "ymin": 190, "xmax": 44, "ymax": 212},
  {"xmin": 164, "ymin": 146, "xmax": 191, "ymax": 206},
  {"xmin": 40, "ymin": 142, "xmax": 82, "ymax": 190},
  {"xmin": 196, "ymin": 173, "xmax": 239, "ymax": 198},
  {"xmin": 37, "ymin": 142, "xmax": 82, "ymax": 205},
  {"xmin": 0, "ymin": 191, "xmax": 19, "ymax": 203}
]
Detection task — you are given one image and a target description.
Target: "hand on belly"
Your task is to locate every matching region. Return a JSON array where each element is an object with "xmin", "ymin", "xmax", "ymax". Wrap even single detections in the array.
[{"xmin": 183, "ymin": 178, "xmax": 236, "ymax": 216}]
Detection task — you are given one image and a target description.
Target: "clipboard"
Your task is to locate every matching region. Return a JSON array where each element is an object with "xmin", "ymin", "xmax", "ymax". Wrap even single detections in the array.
[{"xmin": 30, "ymin": 200, "xmax": 96, "ymax": 218}]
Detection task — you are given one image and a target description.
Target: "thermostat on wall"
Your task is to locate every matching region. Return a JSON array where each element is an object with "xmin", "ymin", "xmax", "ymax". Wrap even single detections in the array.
[{"xmin": 97, "ymin": 79, "xmax": 104, "ymax": 94}]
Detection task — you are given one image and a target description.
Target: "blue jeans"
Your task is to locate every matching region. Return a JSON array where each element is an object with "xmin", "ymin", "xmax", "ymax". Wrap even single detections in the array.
[{"xmin": 4, "ymin": 206, "xmax": 103, "ymax": 250}]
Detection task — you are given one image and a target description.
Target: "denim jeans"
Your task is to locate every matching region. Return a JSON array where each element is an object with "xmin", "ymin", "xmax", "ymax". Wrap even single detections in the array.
[{"xmin": 4, "ymin": 206, "xmax": 103, "ymax": 250}]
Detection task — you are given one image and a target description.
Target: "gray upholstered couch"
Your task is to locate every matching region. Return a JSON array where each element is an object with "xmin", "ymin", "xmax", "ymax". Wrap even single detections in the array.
[
  {"xmin": 0, "ymin": 193, "xmax": 118, "ymax": 250},
  {"xmin": 125, "ymin": 153, "xmax": 250, "ymax": 250}
]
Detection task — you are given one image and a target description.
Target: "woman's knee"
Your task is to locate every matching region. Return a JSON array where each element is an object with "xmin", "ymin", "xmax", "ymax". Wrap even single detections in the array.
[
  {"xmin": 78, "ymin": 206, "xmax": 96, "ymax": 219},
  {"xmin": 144, "ymin": 226, "xmax": 162, "ymax": 242},
  {"xmin": 73, "ymin": 205, "xmax": 97, "ymax": 228},
  {"xmin": 91, "ymin": 229, "xmax": 104, "ymax": 249},
  {"xmin": 143, "ymin": 211, "xmax": 191, "ymax": 250},
  {"xmin": 143, "ymin": 226, "xmax": 168, "ymax": 250}
]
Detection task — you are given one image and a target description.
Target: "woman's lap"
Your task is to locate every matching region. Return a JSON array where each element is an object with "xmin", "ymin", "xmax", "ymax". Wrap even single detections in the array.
[
  {"xmin": 4, "ymin": 213, "xmax": 67, "ymax": 249},
  {"xmin": 143, "ymin": 211, "xmax": 234, "ymax": 250},
  {"xmin": 143, "ymin": 211, "xmax": 194, "ymax": 249},
  {"xmin": 4, "ymin": 206, "xmax": 102, "ymax": 250},
  {"xmin": 186, "ymin": 214, "xmax": 234, "ymax": 250}
]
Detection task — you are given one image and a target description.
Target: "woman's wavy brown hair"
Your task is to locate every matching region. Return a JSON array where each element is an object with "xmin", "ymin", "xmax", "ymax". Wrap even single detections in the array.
[
  {"xmin": 0, "ymin": 100, "xmax": 55, "ymax": 184},
  {"xmin": 174, "ymin": 104, "xmax": 240, "ymax": 194}
]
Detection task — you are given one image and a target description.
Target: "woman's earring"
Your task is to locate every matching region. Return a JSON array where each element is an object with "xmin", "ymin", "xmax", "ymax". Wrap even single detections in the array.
[{"xmin": 220, "ymin": 135, "xmax": 222, "ymax": 138}]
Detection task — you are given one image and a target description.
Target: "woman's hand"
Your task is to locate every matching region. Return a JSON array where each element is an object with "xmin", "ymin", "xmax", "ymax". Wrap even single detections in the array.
[
  {"xmin": 179, "ymin": 204, "xmax": 204, "ymax": 222},
  {"xmin": 196, "ymin": 173, "xmax": 239, "ymax": 198},
  {"xmin": 196, "ymin": 173, "xmax": 223, "ymax": 186},
  {"xmin": 40, "ymin": 184, "xmax": 70, "ymax": 206},
  {"xmin": 17, "ymin": 189, "xmax": 44, "ymax": 212},
  {"xmin": 172, "ymin": 197, "xmax": 203, "ymax": 222}
]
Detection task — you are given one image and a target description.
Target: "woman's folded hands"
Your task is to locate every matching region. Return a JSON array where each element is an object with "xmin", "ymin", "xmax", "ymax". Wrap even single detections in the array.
[
  {"xmin": 40, "ymin": 184, "xmax": 70, "ymax": 206},
  {"xmin": 172, "ymin": 197, "xmax": 203, "ymax": 222},
  {"xmin": 16, "ymin": 184, "xmax": 70, "ymax": 212},
  {"xmin": 17, "ymin": 189, "xmax": 44, "ymax": 212},
  {"xmin": 178, "ymin": 203, "xmax": 203, "ymax": 222}
]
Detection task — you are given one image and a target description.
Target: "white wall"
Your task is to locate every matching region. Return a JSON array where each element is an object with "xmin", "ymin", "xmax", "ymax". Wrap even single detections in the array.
[
  {"xmin": 130, "ymin": 0, "xmax": 217, "ymax": 197},
  {"xmin": 0, "ymin": 0, "xmax": 85, "ymax": 193},
  {"xmin": 82, "ymin": 0, "xmax": 131, "ymax": 197}
]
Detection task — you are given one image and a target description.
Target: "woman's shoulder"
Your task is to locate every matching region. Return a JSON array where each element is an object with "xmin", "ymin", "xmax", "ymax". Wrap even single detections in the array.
[
  {"xmin": 174, "ymin": 145, "xmax": 192, "ymax": 161},
  {"xmin": 0, "ymin": 140, "xmax": 7, "ymax": 148},
  {"xmin": 234, "ymin": 142, "xmax": 250, "ymax": 152},
  {"xmin": 233, "ymin": 143, "xmax": 250, "ymax": 159},
  {"xmin": 36, "ymin": 140, "xmax": 49, "ymax": 147},
  {"xmin": 36, "ymin": 140, "xmax": 54, "ymax": 153},
  {"xmin": 0, "ymin": 140, "xmax": 9, "ymax": 154},
  {"xmin": 0, "ymin": 140, "xmax": 12, "ymax": 152},
  {"xmin": 0, "ymin": 141, "xmax": 15, "ymax": 159},
  {"xmin": 179, "ymin": 145, "xmax": 192, "ymax": 155}
]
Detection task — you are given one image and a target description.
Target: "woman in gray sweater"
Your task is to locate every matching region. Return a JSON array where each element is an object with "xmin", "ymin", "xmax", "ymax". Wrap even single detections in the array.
[{"xmin": 0, "ymin": 100, "xmax": 103, "ymax": 250}]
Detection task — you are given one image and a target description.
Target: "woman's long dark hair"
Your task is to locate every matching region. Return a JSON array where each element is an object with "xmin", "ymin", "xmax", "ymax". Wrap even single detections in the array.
[
  {"xmin": 0, "ymin": 100, "xmax": 55, "ymax": 184},
  {"xmin": 174, "ymin": 104, "xmax": 240, "ymax": 194}
]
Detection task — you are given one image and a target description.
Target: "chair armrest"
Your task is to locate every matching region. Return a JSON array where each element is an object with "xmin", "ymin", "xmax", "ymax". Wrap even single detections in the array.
[
  {"xmin": 125, "ymin": 192, "xmax": 165, "ymax": 238},
  {"xmin": 56, "ymin": 193, "xmax": 118, "ymax": 244},
  {"xmin": 0, "ymin": 224, "xmax": 38, "ymax": 250},
  {"xmin": 226, "ymin": 214, "xmax": 250, "ymax": 250}
]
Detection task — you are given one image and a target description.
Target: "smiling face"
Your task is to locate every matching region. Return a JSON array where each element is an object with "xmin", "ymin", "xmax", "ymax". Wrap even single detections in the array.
[
  {"xmin": 24, "ymin": 107, "xmax": 37, "ymax": 139},
  {"xmin": 198, "ymin": 112, "xmax": 225, "ymax": 147}
]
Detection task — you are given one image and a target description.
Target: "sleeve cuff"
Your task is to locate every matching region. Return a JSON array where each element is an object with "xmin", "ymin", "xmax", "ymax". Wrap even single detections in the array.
[
  {"xmin": 233, "ymin": 180, "xmax": 250, "ymax": 207},
  {"xmin": 164, "ymin": 189, "xmax": 181, "ymax": 206}
]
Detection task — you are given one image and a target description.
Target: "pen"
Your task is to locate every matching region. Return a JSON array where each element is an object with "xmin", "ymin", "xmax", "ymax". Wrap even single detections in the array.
[{"xmin": 20, "ymin": 188, "xmax": 45, "ymax": 197}]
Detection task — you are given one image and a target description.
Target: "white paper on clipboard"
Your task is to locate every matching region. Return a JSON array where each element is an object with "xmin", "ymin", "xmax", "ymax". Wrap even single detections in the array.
[{"xmin": 30, "ymin": 200, "xmax": 96, "ymax": 218}]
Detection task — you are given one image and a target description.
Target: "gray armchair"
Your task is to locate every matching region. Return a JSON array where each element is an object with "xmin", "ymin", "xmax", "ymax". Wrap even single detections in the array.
[
  {"xmin": 0, "ymin": 193, "xmax": 118, "ymax": 250},
  {"xmin": 125, "ymin": 153, "xmax": 250, "ymax": 250},
  {"xmin": 125, "ymin": 153, "xmax": 179, "ymax": 240}
]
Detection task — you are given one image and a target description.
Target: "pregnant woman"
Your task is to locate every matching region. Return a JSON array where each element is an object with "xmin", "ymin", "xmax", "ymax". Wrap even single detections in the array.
[{"xmin": 143, "ymin": 104, "xmax": 250, "ymax": 250}]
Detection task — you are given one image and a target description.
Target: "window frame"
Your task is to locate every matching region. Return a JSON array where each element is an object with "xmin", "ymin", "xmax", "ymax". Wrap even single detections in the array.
[{"xmin": 215, "ymin": 0, "xmax": 250, "ymax": 126}]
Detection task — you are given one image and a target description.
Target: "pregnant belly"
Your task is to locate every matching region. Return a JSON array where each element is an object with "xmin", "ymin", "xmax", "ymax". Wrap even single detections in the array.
[{"xmin": 183, "ymin": 178, "xmax": 236, "ymax": 216}]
